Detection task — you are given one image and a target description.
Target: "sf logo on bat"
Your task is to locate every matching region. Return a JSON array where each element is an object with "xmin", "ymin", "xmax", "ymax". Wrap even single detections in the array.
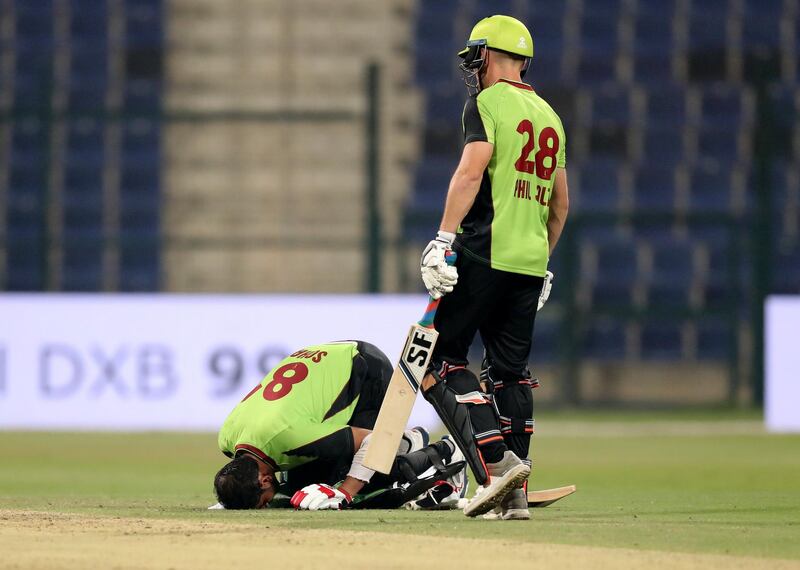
[{"xmin": 400, "ymin": 328, "xmax": 437, "ymax": 392}]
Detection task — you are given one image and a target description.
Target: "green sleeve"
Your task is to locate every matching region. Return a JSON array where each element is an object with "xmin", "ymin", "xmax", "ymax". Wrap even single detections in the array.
[{"xmin": 556, "ymin": 117, "xmax": 567, "ymax": 168}]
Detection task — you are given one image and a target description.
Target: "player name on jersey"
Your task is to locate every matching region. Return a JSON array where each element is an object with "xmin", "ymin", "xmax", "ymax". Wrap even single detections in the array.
[{"xmin": 513, "ymin": 179, "xmax": 549, "ymax": 206}]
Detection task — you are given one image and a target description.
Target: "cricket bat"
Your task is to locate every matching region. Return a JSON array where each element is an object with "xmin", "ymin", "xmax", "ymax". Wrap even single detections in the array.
[
  {"xmin": 363, "ymin": 252, "xmax": 456, "ymax": 474},
  {"xmin": 527, "ymin": 484, "xmax": 576, "ymax": 508}
]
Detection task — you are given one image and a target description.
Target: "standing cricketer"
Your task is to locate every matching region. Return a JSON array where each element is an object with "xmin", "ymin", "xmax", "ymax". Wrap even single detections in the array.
[
  {"xmin": 419, "ymin": 15, "xmax": 569, "ymax": 519},
  {"xmin": 214, "ymin": 340, "xmax": 463, "ymax": 510}
]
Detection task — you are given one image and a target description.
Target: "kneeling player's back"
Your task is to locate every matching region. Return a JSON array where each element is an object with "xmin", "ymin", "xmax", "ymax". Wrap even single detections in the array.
[{"xmin": 218, "ymin": 341, "xmax": 360, "ymax": 469}]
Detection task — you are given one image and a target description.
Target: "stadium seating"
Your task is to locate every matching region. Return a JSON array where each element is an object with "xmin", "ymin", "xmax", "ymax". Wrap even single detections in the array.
[
  {"xmin": 2, "ymin": 0, "xmax": 163, "ymax": 291},
  {"xmin": 406, "ymin": 0, "xmax": 800, "ymax": 364}
]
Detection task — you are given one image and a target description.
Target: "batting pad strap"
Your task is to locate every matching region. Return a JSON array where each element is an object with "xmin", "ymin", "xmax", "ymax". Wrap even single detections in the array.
[
  {"xmin": 347, "ymin": 433, "xmax": 376, "ymax": 483},
  {"xmin": 490, "ymin": 377, "xmax": 541, "ymax": 391},
  {"xmin": 455, "ymin": 391, "xmax": 491, "ymax": 405},
  {"xmin": 435, "ymin": 362, "xmax": 467, "ymax": 377},
  {"xmin": 422, "ymin": 380, "xmax": 489, "ymax": 486},
  {"xmin": 499, "ymin": 416, "xmax": 535, "ymax": 435},
  {"xmin": 474, "ymin": 429, "xmax": 504, "ymax": 446}
]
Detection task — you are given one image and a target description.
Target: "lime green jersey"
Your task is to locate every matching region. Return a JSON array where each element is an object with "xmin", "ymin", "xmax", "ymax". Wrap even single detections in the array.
[
  {"xmin": 218, "ymin": 341, "xmax": 361, "ymax": 471},
  {"xmin": 459, "ymin": 78, "xmax": 567, "ymax": 277}
]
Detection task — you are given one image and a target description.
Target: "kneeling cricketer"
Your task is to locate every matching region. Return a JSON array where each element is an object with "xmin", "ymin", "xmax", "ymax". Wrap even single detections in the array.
[{"xmin": 212, "ymin": 340, "xmax": 466, "ymax": 510}]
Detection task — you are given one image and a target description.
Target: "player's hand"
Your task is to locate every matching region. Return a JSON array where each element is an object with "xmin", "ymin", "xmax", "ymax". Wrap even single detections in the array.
[
  {"xmin": 290, "ymin": 484, "xmax": 352, "ymax": 511},
  {"xmin": 421, "ymin": 231, "xmax": 458, "ymax": 299},
  {"xmin": 537, "ymin": 271, "xmax": 554, "ymax": 311}
]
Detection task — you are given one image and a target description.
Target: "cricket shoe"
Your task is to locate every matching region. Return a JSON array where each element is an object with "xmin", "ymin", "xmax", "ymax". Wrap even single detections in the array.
[
  {"xmin": 406, "ymin": 436, "xmax": 468, "ymax": 510},
  {"xmin": 463, "ymin": 450, "xmax": 530, "ymax": 517},
  {"xmin": 481, "ymin": 488, "xmax": 529, "ymax": 520},
  {"xmin": 402, "ymin": 426, "xmax": 430, "ymax": 454}
]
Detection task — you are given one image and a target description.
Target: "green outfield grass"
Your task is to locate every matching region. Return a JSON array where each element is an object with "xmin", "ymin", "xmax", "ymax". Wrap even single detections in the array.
[{"xmin": 1, "ymin": 410, "xmax": 799, "ymax": 563}]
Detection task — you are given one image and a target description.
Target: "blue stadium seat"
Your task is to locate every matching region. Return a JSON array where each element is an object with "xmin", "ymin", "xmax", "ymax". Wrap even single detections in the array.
[
  {"xmin": 741, "ymin": 0, "xmax": 782, "ymax": 49},
  {"xmin": 414, "ymin": 39, "xmax": 455, "ymax": 87},
  {"xmin": 474, "ymin": 0, "xmax": 519, "ymax": 20},
  {"xmin": 61, "ymin": 238, "xmax": 104, "ymax": 291},
  {"xmin": 702, "ymin": 241, "xmax": 733, "ymax": 309},
  {"xmin": 6, "ymin": 187, "xmax": 44, "ymax": 234},
  {"xmin": 527, "ymin": 9, "xmax": 565, "ymax": 84},
  {"xmin": 61, "ymin": 121, "xmax": 105, "ymax": 292},
  {"xmin": 588, "ymin": 89, "xmax": 633, "ymax": 155},
  {"xmin": 582, "ymin": 0, "xmax": 624, "ymax": 20},
  {"xmin": 647, "ymin": 238, "xmax": 695, "ymax": 306},
  {"xmin": 635, "ymin": 0, "xmax": 679, "ymax": 22},
  {"xmin": 119, "ymin": 245, "xmax": 160, "ymax": 291},
  {"xmin": 643, "ymin": 85, "xmax": 688, "ymax": 128},
  {"xmin": 697, "ymin": 86, "xmax": 752, "ymax": 128},
  {"xmin": 15, "ymin": 1, "xmax": 53, "ymax": 41},
  {"xmin": 125, "ymin": 0, "xmax": 165, "ymax": 47},
  {"xmin": 577, "ymin": 17, "xmax": 619, "ymax": 84},
  {"xmin": 579, "ymin": 16, "xmax": 618, "ymax": 56},
  {"xmin": 411, "ymin": 157, "xmax": 456, "ymax": 210},
  {"xmin": 124, "ymin": 78, "xmax": 162, "ymax": 110},
  {"xmin": 582, "ymin": 318, "xmax": 626, "ymax": 359},
  {"xmin": 637, "ymin": 127, "xmax": 685, "ymax": 165},
  {"xmin": 592, "ymin": 239, "xmax": 639, "ymax": 307},
  {"xmin": 696, "ymin": 319, "xmax": 730, "ymax": 360},
  {"xmin": 631, "ymin": 166, "xmax": 678, "ymax": 210},
  {"xmin": 581, "ymin": 224, "xmax": 628, "ymax": 243},
  {"xmin": 686, "ymin": 0, "xmax": 730, "ymax": 80},
  {"xmin": 426, "ymin": 89, "xmax": 464, "ymax": 126},
  {"xmin": 122, "ymin": 117, "xmax": 159, "ymax": 158},
  {"xmin": 772, "ymin": 245, "xmax": 800, "ymax": 294},
  {"xmin": 11, "ymin": 118, "xmax": 49, "ymax": 168},
  {"xmin": 530, "ymin": 317, "xmax": 558, "ymax": 363},
  {"xmin": 70, "ymin": 0, "xmax": 109, "ymax": 41},
  {"xmin": 68, "ymin": 41, "xmax": 108, "ymax": 110},
  {"xmin": 694, "ymin": 126, "xmax": 743, "ymax": 164},
  {"xmin": 632, "ymin": 52, "xmax": 675, "ymax": 85},
  {"xmin": 590, "ymin": 87, "xmax": 633, "ymax": 124},
  {"xmin": 573, "ymin": 159, "xmax": 623, "ymax": 212},
  {"xmin": 528, "ymin": 45, "xmax": 563, "ymax": 84},
  {"xmin": 688, "ymin": 163, "xmax": 735, "ymax": 213},
  {"xmin": 687, "ymin": 0, "xmax": 731, "ymax": 47},
  {"xmin": 632, "ymin": 11, "xmax": 674, "ymax": 55},
  {"xmin": 62, "ymin": 163, "xmax": 104, "ymax": 236},
  {"xmin": 415, "ymin": 0, "xmax": 457, "ymax": 42},
  {"xmin": 768, "ymin": 86, "xmax": 798, "ymax": 158},
  {"xmin": 640, "ymin": 321, "xmax": 683, "ymax": 360},
  {"xmin": 5, "ymin": 232, "xmax": 45, "ymax": 291},
  {"xmin": 65, "ymin": 120, "xmax": 105, "ymax": 166},
  {"xmin": 13, "ymin": 41, "xmax": 54, "ymax": 107}
]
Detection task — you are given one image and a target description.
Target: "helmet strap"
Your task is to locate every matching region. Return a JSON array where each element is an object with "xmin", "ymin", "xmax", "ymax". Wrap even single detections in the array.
[
  {"xmin": 520, "ymin": 57, "xmax": 531, "ymax": 79},
  {"xmin": 460, "ymin": 45, "xmax": 488, "ymax": 95}
]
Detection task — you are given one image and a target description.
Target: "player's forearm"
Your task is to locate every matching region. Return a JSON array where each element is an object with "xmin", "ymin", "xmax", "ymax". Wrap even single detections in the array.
[
  {"xmin": 338, "ymin": 475, "xmax": 366, "ymax": 498},
  {"xmin": 439, "ymin": 170, "xmax": 482, "ymax": 234},
  {"xmin": 547, "ymin": 168, "xmax": 569, "ymax": 255},
  {"xmin": 546, "ymin": 204, "xmax": 568, "ymax": 255}
]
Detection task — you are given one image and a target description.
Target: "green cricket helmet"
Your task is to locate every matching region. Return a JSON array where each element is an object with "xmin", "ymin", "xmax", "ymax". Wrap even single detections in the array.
[{"xmin": 458, "ymin": 15, "xmax": 533, "ymax": 92}]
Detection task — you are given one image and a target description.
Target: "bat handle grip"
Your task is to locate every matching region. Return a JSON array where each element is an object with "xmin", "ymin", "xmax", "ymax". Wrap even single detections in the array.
[{"xmin": 419, "ymin": 250, "xmax": 457, "ymax": 328}]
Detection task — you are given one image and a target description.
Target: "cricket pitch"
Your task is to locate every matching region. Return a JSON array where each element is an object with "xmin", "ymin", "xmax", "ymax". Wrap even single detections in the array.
[{"xmin": 2, "ymin": 510, "xmax": 799, "ymax": 570}]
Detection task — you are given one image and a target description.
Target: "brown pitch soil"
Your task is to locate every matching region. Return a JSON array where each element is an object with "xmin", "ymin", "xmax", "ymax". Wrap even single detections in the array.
[{"xmin": 2, "ymin": 510, "xmax": 799, "ymax": 570}]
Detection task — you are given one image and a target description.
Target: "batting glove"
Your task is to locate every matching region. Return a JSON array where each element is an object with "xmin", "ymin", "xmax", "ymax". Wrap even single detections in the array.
[
  {"xmin": 421, "ymin": 231, "xmax": 458, "ymax": 299},
  {"xmin": 537, "ymin": 271, "xmax": 554, "ymax": 311},
  {"xmin": 290, "ymin": 483, "xmax": 352, "ymax": 511}
]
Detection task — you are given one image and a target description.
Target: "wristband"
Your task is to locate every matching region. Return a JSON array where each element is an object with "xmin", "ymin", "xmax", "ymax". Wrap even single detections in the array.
[
  {"xmin": 336, "ymin": 486, "xmax": 353, "ymax": 503},
  {"xmin": 347, "ymin": 434, "xmax": 376, "ymax": 483},
  {"xmin": 436, "ymin": 230, "xmax": 456, "ymax": 245}
]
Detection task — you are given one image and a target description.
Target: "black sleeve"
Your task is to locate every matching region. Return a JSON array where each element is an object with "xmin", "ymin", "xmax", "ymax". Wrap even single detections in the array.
[
  {"xmin": 463, "ymin": 96, "xmax": 488, "ymax": 144},
  {"xmin": 285, "ymin": 426, "xmax": 355, "ymax": 462}
]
